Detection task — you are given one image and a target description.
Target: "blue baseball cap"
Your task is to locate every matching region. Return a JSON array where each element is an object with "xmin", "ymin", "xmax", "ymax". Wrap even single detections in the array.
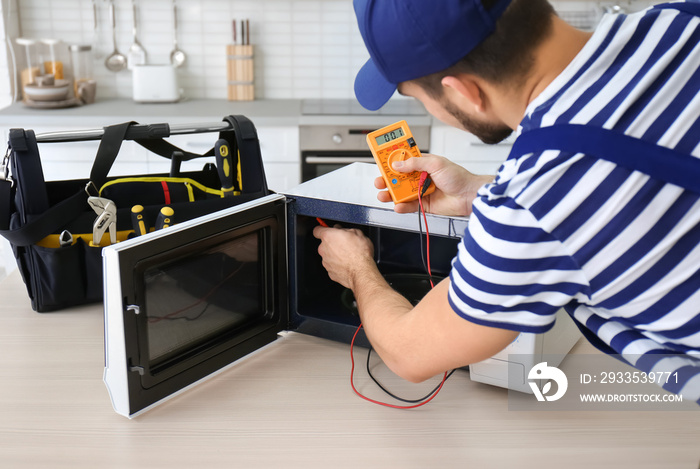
[{"xmin": 354, "ymin": 0, "xmax": 513, "ymax": 111}]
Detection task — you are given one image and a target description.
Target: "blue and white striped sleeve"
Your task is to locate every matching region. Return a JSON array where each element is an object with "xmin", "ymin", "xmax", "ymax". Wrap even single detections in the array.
[{"xmin": 448, "ymin": 195, "xmax": 591, "ymax": 333}]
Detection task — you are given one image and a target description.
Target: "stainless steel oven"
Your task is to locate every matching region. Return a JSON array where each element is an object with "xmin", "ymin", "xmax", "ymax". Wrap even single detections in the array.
[{"xmin": 300, "ymin": 99, "xmax": 431, "ymax": 182}]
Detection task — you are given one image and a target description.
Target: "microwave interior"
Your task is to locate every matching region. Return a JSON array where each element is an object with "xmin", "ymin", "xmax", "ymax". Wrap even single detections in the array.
[
  {"xmin": 290, "ymin": 209, "xmax": 460, "ymax": 346},
  {"xmin": 104, "ymin": 188, "xmax": 463, "ymax": 418}
]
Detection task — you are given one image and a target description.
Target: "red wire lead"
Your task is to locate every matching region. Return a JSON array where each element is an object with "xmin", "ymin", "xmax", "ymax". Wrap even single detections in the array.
[
  {"xmin": 350, "ymin": 324, "xmax": 449, "ymax": 409},
  {"xmin": 349, "ymin": 171, "xmax": 448, "ymax": 408},
  {"xmin": 418, "ymin": 172, "xmax": 434, "ymax": 288}
]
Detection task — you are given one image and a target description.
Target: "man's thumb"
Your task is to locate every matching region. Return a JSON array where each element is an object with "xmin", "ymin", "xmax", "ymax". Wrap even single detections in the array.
[{"xmin": 392, "ymin": 156, "xmax": 425, "ymax": 173}]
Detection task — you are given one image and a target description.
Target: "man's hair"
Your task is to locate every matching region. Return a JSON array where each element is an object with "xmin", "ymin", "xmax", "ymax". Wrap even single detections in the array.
[{"xmin": 412, "ymin": 0, "xmax": 556, "ymax": 97}]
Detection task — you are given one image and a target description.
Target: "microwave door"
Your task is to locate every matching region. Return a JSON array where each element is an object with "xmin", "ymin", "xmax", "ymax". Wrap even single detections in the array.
[{"xmin": 103, "ymin": 193, "xmax": 289, "ymax": 418}]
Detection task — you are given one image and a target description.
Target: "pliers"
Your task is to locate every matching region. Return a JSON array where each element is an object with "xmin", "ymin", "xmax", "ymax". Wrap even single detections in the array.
[{"xmin": 88, "ymin": 196, "xmax": 117, "ymax": 247}]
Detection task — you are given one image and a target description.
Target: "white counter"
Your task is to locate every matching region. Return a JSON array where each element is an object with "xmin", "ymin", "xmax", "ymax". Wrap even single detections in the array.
[
  {"xmin": 0, "ymin": 99, "xmax": 303, "ymax": 128},
  {"xmin": 0, "ymin": 98, "xmax": 436, "ymax": 129}
]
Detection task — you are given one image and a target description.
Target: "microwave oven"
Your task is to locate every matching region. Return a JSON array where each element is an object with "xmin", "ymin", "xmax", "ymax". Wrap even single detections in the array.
[{"xmin": 103, "ymin": 163, "xmax": 581, "ymax": 418}]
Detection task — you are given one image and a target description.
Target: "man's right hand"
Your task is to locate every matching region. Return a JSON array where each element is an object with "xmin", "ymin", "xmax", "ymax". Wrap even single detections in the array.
[{"xmin": 375, "ymin": 154, "xmax": 494, "ymax": 216}]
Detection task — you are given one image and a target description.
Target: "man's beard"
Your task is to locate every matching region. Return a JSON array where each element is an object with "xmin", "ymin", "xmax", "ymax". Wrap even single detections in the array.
[{"xmin": 444, "ymin": 100, "xmax": 513, "ymax": 145}]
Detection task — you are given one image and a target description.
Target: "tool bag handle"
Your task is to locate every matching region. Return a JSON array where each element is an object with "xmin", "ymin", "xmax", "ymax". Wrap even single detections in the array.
[
  {"xmin": 89, "ymin": 118, "xmax": 238, "ymax": 188},
  {"xmin": 0, "ymin": 115, "xmax": 267, "ymax": 247},
  {"xmin": 510, "ymin": 124, "xmax": 700, "ymax": 194}
]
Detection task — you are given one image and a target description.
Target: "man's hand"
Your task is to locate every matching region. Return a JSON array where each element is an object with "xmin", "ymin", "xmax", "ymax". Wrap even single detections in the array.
[
  {"xmin": 312, "ymin": 225, "xmax": 375, "ymax": 290},
  {"xmin": 375, "ymin": 154, "xmax": 494, "ymax": 216},
  {"xmin": 312, "ymin": 223, "xmax": 519, "ymax": 384}
]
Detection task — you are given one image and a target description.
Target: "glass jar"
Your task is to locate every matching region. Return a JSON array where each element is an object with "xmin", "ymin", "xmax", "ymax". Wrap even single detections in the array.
[
  {"xmin": 70, "ymin": 44, "xmax": 93, "ymax": 83},
  {"xmin": 40, "ymin": 39, "xmax": 68, "ymax": 81},
  {"xmin": 70, "ymin": 44, "xmax": 96, "ymax": 103},
  {"xmin": 16, "ymin": 37, "xmax": 39, "ymax": 93}
]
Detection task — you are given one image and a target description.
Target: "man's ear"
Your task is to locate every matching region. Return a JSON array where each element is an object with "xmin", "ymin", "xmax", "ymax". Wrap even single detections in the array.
[{"xmin": 441, "ymin": 75, "xmax": 485, "ymax": 113}]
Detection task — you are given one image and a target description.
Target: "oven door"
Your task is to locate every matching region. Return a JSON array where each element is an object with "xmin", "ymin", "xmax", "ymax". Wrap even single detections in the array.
[
  {"xmin": 103, "ymin": 194, "xmax": 289, "ymax": 418},
  {"xmin": 301, "ymin": 150, "xmax": 376, "ymax": 182}
]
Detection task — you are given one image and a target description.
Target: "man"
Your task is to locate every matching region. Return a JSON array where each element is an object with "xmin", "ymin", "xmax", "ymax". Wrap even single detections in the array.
[{"xmin": 313, "ymin": 0, "xmax": 700, "ymax": 401}]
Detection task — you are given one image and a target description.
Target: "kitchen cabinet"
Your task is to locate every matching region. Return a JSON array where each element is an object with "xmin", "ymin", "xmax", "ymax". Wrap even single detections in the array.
[{"xmin": 430, "ymin": 124, "xmax": 514, "ymax": 176}]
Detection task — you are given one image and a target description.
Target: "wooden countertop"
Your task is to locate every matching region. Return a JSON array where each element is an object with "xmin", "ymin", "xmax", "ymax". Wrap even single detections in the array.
[{"xmin": 0, "ymin": 270, "xmax": 698, "ymax": 468}]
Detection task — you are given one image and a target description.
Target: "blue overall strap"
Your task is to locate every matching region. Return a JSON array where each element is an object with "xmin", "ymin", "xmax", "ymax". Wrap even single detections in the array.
[
  {"xmin": 510, "ymin": 124, "xmax": 700, "ymax": 194},
  {"xmin": 653, "ymin": 1, "xmax": 700, "ymax": 17}
]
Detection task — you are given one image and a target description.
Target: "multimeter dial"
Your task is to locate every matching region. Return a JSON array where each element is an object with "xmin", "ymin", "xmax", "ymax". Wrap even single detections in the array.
[{"xmin": 387, "ymin": 149, "xmax": 411, "ymax": 174}]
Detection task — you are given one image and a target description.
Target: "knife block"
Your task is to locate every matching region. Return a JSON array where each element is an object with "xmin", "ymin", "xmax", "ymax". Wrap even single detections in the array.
[{"xmin": 227, "ymin": 45, "xmax": 254, "ymax": 101}]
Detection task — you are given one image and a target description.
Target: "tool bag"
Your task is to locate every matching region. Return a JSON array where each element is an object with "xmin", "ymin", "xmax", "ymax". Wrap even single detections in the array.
[{"xmin": 0, "ymin": 115, "xmax": 269, "ymax": 312}]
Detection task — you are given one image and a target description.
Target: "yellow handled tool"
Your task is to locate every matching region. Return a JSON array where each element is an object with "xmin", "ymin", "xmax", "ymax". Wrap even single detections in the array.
[
  {"xmin": 215, "ymin": 138, "xmax": 235, "ymax": 197},
  {"xmin": 155, "ymin": 206, "xmax": 175, "ymax": 230},
  {"xmin": 131, "ymin": 205, "xmax": 149, "ymax": 236}
]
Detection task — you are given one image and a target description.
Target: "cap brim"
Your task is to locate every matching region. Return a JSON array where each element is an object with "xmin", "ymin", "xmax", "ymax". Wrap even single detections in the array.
[{"xmin": 354, "ymin": 58, "xmax": 397, "ymax": 111}]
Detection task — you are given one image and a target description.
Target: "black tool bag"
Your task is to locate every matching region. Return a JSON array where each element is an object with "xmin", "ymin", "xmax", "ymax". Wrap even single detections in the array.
[{"xmin": 0, "ymin": 115, "xmax": 269, "ymax": 312}]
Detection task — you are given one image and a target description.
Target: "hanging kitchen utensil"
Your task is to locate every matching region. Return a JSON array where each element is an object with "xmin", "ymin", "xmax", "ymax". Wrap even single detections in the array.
[
  {"xmin": 170, "ymin": 0, "xmax": 186, "ymax": 68},
  {"xmin": 127, "ymin": 0, "xmax": 147, "ymax": 70},
  {"xmin": 91, "ymin": 0, "xmax": 102, "ymax": 59},
  {"xmin": 105, "ymin": 0, "xmax": 127, "ymax": 72}
]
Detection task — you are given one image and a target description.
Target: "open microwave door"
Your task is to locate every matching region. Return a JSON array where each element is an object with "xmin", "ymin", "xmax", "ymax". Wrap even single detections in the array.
[{"xmin": 103, "ymin": 194, "xmax": 288, "ymax": 418}]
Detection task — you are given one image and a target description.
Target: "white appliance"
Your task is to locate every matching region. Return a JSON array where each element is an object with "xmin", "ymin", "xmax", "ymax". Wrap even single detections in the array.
[
  {"xmin": 132, "ymin": 65, "xmax": 181, "ymax": 103},
  {"xmin": 103, "ymin": 163, "xmax": 581, "ymax": 417}
]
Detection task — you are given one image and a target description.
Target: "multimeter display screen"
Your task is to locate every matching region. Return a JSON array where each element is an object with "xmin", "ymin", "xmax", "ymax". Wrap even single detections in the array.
[{"xmin": 375, "ymin": 128, "xmax": 405, "ymax": 146}]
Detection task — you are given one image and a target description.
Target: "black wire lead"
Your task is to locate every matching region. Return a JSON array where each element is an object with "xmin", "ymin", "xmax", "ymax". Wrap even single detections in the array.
[{"xmin": 366, "ymin": 347, "xmax": 456, "ymax": 403}]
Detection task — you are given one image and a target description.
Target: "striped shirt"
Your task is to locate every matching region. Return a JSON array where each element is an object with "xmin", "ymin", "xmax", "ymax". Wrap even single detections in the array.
[{"xmin": 448, "ymin": 4, "xmax": 700, "ymax": 402}]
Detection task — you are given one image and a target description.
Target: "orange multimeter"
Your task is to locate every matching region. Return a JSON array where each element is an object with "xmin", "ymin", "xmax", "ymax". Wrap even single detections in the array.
[{"xmin": 367, "ymin": 120, "xmax": 436, "ymax": 204}]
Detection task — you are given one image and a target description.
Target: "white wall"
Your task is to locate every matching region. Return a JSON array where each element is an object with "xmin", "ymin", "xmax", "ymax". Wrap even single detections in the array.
[
  {"xmin": 7, "ymin": 0, "xmax": 369, "ymax": 102},
  {"xmin": 0, "ymin": 0, "xmax": 657, "ymax": 106},
  {"xmin": 0, "ymin": 0, "xmax": 18, "ymax": 108}
]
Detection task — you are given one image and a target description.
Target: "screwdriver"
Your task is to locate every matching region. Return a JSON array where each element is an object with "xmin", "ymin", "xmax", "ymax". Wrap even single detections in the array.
[
  {"xmin": 131, "ymin": 205, "xmax": 149, "ymax": 236},
  {"xmin": 155, "ymin": 206, "xmax": 175, "ymax": 230},
  {"xmin": 215, "ymin": 138, "xmax": 235, "ymax": 197}
]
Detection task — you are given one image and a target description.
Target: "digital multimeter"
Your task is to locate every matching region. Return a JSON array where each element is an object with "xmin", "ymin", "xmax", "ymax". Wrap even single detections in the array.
[{"xmin": 367, "ymin": 120, "xmax": 436, "ymax": 204}]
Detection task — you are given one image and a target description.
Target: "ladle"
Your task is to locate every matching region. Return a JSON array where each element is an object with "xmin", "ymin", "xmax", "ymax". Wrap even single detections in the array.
[
  {"xmin": 169, "ymin": 0, "xmax": 186, "ymax": 68},
  {"xmin": 128, "ymin": 0, "xmax": 147, "ymax": 69},
  {"xmin": 105, "ymin": 0, "xmax": 127, "ymax": 72}
]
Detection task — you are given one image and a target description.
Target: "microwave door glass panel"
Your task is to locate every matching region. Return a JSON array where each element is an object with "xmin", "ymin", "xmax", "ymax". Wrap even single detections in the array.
[
  {"xmin": 143, "ymin": 231, "xmax": 263, "ymax": 370},
  {"xmin": 103, "ymin": 194, "xmax": 288, "ymax": 418}
]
